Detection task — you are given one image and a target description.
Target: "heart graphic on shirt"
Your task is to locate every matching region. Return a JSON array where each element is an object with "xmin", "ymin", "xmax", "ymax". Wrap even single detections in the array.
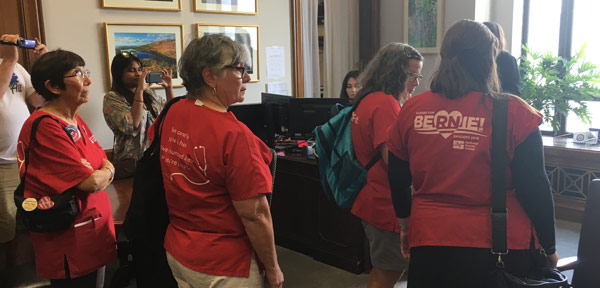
[{"xmin": 434, "ymin": 110, "xmax": 463, "ymax": 139}]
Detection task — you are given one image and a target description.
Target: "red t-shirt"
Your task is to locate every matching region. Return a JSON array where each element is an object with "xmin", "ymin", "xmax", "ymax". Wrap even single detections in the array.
[
  {"xmin": 17, "ymin": 111, "xmax": 116, "ymax": 279},
  {"xmin": 158, "ymin": 98, "xmax": 272, "ymax": 277},
  {"xmin": 387, "ymin": 91, "xmax": 542, "ymax": 250},
  {"xmin": 350, "ymin": 92, "xmax": 401, "ymax": 232}
]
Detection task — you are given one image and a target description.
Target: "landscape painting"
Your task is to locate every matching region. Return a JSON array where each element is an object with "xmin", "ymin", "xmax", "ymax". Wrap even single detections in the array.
[
  {"xmin": 197, "ymin": 24, "xmax": 260, "ymax": 82},
  {"xmin": 102, "ymin": 0, "xmax": 181, "ymax": 11},
  {"xmin": 105, "ymin": 23, "xmax": 184, "ymax": 87},
  {"xmin": 404, "ymin": 0, "xmax": 444, "ymax": 54}
]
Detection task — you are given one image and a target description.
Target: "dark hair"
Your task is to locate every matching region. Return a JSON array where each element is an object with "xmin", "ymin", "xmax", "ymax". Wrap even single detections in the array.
[
  {"xmin": 431, "ymin": 19, "xmax": 501, "ymax": 99},
  {"xmin": 340, "ymin": 70, "xmax": 360, "ymax": 99},
  {"xmin": 31, "ymin": 49, "xmax": 85, "ymax": 101},
  {"xmin": 179, "ymin": 34, "xmax": 248, "ymax": 98},
  {"xmin": 110, "ymin": 52, "xmax": 156, "ymax": 116},
  {"xmin": 483, "ymin": 21, "xmax": 506, "ymax": 50},
  {"xmin": 353, "ymin": 43, "xmax": 422, "ymax": 105}
]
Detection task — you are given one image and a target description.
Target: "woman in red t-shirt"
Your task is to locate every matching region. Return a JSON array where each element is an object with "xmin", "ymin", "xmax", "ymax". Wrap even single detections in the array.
[
  {"xmin": 159, "ymin": 34, "xmax": 283, "ymax": 288},
  {"xmin": 350, "ymin": 42, "xmax": 422, "ymax": 287},
  {"xmin": 387, "ymin": 20, "xmax": 558, "ymax": 287},
  {"xmin": 18, "ymin": 50, "xmax": 116, "ymax": 287}
]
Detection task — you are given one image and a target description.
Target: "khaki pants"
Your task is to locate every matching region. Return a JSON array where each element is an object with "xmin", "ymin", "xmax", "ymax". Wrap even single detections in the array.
[
  {"xmin": 0, "ymin": 163, "xmax": 19, "ymax": 243},
  {"xmin": 166, "ymin": 251, "xmax": 264, "ymax": 288}
]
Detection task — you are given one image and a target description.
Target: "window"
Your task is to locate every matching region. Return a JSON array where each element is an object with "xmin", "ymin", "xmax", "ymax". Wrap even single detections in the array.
[{"xmin": 522, "ymin": 0, "xmax": 600, "ymax": 135}]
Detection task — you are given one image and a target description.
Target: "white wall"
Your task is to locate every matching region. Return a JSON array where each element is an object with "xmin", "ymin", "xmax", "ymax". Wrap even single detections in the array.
[
  {"xmin": 380, "ymin": 0, "xmax": 520, "ymax": 95},
  {"xmin": 42, "ymin": 0, "xmax": 292, "ymax": 148}
]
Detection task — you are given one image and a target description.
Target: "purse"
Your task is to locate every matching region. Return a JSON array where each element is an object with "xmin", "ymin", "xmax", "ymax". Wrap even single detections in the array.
[
  {"xmin": 114, "ymin": 157, "xmax": 137, "ymax": 180},
  {"xmin": 487, "ymin": 97, "xmax": 569, "ymax": 288},
  {"xmin": 14, "ymin": 115, "xmax": 79, "ymax": 233}
]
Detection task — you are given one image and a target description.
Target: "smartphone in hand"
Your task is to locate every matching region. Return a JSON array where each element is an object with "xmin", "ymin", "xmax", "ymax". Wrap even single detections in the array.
[{"xmin": 145, "ymin": 72, "xmax": 162, "ymax": 84}]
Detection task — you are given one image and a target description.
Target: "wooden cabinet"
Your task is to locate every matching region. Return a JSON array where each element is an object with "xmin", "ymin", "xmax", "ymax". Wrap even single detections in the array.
[
  {"xmin": 271, "ymin": 155, "xmax": 370, "ymax": 274},
  {"xmin": 543, "ymin": 137, "xmax": 600, "ymax": 222}
]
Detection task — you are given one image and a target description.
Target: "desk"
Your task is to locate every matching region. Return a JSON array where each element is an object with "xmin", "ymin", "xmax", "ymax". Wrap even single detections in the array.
[
  {"xmin": 270, "ymin": 155, "xmax": 370, "ymax": 274},
  {"xmin": 543, "ymin": 137, "xmax": 600, "ymax": 222},
  {"xmin": 105, "ymin": 177, "xmax": 134, "ymax": 226}
]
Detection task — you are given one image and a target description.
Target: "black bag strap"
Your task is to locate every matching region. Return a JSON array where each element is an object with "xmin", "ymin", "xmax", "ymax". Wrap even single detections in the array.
[
  {"xmin": 147, "ymin": 96, "xmax": 186, "ymax": 154},
  {"xmin": 16, "ymin": 115, "xmax": 67, "ymax": 197},
  {"xmin": 491, "ymin": 97, "xmax": 509, "ymax": 255}
]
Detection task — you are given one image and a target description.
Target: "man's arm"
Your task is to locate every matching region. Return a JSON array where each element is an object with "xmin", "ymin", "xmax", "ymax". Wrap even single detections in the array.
[{"xmin": 0, "ymin": 34, "xmax": 20, "ymax": 100}]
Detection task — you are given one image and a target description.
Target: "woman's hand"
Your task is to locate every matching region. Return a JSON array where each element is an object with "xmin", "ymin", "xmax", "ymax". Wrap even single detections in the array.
[
  {"xmin": 138, "ymin": 68, "xmax": 150, "ymax": 92},
  {"xmin": 265, "ymin": 266, "xmax": 284, "ymax": 288},
  {"xmin": 400, "ymin": 229, "xmax": 410, "ymax": 260},
  {"xmin": 102, "ymin": 159, "xmax": 115, "ymax": 182},
  {"xmin": 159, "ymin": 68, "xmax": 173, "ymax": 89}
]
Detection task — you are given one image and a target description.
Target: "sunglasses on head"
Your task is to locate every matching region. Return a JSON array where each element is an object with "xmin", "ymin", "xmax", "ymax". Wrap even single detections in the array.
[
  {"xmin": 121, "ymin": 51, "xmax": 138, "ymax": 58},
  {"xmin": 402, "ymin": 46, "xmax": 421, "ymax": 60}
]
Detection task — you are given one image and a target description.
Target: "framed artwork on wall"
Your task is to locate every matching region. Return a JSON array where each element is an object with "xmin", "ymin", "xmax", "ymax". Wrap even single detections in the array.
[
  {"xmin": 102, "ymin": 0, "xmax": 182, "ymax": 11},
  {"xmin": 104, "ymin": 23, "xmax": 184, "ymax": 88},
  {"xmin": 196, "ymin": 24, "xmax": 260, "ymax": 82},
  {"xmin": 194, "ymin": 0, "xmax": 257, "ymax": 15},
  {"xmin": 403, "ymin": 0, "xmax": 444, "ymax": 54}
]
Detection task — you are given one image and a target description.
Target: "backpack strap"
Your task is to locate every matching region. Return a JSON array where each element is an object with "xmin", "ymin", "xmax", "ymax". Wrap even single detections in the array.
[{"xmin": 353, "ymin": 91, "xmax": 381, "ymax": 170}]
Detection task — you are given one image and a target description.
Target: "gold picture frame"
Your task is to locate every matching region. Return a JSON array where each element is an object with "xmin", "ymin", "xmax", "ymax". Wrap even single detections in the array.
[
  {"xmin": 194, "ymin": 0, "xmax": 257, "ymax": 15},
  {"xmin": 104, "ymin": 23, "xmax": 184, "ymax": 88},
  {"xmin": 196, "ymin": 24, "xmax": 260, "ymax": 82},
  {"xmin": 403, "ymin": 0, "xmax": 444, "ymax": 54},
  {"xmin": 102, "ymin": 0, "xmax": 182, "ymax": 11}
]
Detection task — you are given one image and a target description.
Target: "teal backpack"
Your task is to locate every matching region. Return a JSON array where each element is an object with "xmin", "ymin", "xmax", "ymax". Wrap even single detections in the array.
[{"xmin": 313, "ymin": 102, "xmax": 381, "ymax": 209}]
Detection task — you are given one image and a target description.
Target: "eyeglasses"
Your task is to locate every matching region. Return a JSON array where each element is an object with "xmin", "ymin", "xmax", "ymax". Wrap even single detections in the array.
[
  {"xmin": 121, "ymin": 51, "xmax": 138, "ymax": 58},
  {"xmin": 64, "ymin": 69, "xmax": 91, "ymax": 80},
  {"xmin": 407, "ymin": 72, "xmax": 423, "ymax": 82},
  {"xmin": 224, "ymin": 65, "xmax": 247, "ymax": 78}
]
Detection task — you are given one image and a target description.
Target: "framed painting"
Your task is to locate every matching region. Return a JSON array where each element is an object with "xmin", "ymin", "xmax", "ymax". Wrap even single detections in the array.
[
  {"xmin": 102, "ymin": 0, "xmax": 182, "ymax": 11},
  {"xmin": 194, "ymin": 0, "xmax": 257, "ymax": 15},
  {"xmin": 196, "ymin": 24, "xmax": 260, "ymax": 82},
  {"xmin": 403, "ymin": 0, "xmax": 444, "ymax": 54},
  {"xmin": 104, "ymin": 23, "xmax": 184, "ymax": 88}
]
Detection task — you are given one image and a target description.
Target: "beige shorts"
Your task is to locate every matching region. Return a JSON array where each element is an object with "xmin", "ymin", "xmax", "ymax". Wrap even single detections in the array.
[
  {"xmin": 166, "ymin": 251, "xmax": 264, "ymax": 288},
  {"xmin": 0, "ymin": 163, "xmax": 20, "ymax": 243}
]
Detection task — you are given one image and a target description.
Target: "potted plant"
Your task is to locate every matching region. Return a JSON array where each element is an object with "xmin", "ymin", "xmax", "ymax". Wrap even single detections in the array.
[{"xmin": 520, "ymin": 44, "xmax": 600, "ymax": 134}]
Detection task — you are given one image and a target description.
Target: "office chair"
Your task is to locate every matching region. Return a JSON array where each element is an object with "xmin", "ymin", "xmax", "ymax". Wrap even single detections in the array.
[{"xmin": 557, "ymin": 178, "xmax": 600, "ymax": 287}]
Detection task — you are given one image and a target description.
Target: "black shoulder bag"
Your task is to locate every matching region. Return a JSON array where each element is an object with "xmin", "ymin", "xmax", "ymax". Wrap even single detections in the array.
[
  {"xmin": 488, "ymin": 97, "xmax": 569, "ymax": 288},
  {"xmin": 122, "ymin": 96, "xmax": 184, "ymax": 288},
  {"xmin": 14, "ymin": 115, "xmax": 79, "ymax": 233}
]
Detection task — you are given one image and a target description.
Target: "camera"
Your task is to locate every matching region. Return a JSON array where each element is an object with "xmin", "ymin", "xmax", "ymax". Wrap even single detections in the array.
[
  {"xmin": 0, "ymin": 37, "xmax": 36, "ymax": 49},
  {"xmin": 145, "ymin": 72, "xmax": 162, "ymax": 84}
]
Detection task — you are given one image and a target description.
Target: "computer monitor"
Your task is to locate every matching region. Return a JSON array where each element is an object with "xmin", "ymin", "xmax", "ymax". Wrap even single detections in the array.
[
  {"xmin": 228, "ymin": 104, "xmax": 271, "ymax": 146},
  {"xmin": 288, "ymin": 98, "xmax": 351, "ymax": 139},
  {"xmin": 261, "ymin": 93, "xmax": 292, "ymax": 143}
]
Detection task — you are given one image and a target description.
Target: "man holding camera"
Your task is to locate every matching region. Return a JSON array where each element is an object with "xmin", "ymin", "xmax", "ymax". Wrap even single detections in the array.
[{"xmin": 0, "ymin": 33, "xmax": 46, "ymax": 275}]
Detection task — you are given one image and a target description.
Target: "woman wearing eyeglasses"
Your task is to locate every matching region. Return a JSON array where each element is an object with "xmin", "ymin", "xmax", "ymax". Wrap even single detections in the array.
[
  {"xmin": 17, "ymin": 49, "xmax": 116, "ymax": 287},
  {"xmin": 402, "ymin": 61, "xmax": 423, "ymax": 103},
  {"xmin": 156, "ymin": 34, "xmax": 283, "ymax": 288},
  {"xmin": 103, "ymin": 50, "xmax": 174, "ymax": 179},
  {"xmin": 349, "ymin": 43, "xmax": 422, "ymax": 288}
]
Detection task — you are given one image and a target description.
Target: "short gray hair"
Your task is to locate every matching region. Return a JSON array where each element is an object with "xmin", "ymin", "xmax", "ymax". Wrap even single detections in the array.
[{"xmin": 179, "ymin": 34, "xmax": 249, "ymax": 97}]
